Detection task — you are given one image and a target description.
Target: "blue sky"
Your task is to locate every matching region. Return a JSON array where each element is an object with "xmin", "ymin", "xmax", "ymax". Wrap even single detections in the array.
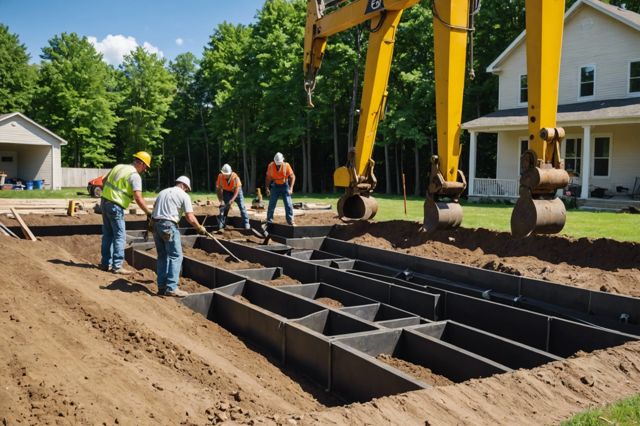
[{"xmin": 1, "ymin": 0, "xmax": 266, "ymax": 64}]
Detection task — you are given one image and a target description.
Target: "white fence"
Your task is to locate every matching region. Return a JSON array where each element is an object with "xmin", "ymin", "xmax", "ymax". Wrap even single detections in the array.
[
  {"xmin": 61, "ymin": 167, "xmax": 110, "ymax": 188},
  {"xmin": 472, "ymin": 178, "xmax": 519, "ymax": 197}
]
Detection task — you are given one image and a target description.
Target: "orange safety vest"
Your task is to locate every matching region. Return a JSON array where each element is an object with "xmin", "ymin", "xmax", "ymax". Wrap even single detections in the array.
[
  {"xmin": 268, "ymin": 162, "xmax": 293, "ymax": 185},
  {"xmin": 216, "ymin": 172, "xmax": 241, "ymax": 192}
]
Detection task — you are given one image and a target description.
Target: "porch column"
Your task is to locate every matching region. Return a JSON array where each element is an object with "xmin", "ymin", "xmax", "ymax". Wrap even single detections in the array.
[
  {"xmin": 580, "ymin": 125, "xmax": 591, "ymax": 199},
  {"xmin": 468, "ymin": 130, "xmax": 477, "ymax": 196}
]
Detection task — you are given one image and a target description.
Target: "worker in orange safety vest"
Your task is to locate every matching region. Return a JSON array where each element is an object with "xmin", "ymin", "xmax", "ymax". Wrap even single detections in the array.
[
  {"xmin": 265, "ymin": 152, "xmax": 296, "ymax": 226},
  {"xmin": 216, "ymin": 163, "xmax": 250, "ymax": 230}
]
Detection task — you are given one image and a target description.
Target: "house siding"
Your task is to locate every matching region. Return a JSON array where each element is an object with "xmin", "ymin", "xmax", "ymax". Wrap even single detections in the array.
[
  {"xmin": 497, "ymin": 5, "xmax": 640, "ymax": 110},
  {"xmin": 496, "ymin": 131, "xmax": 524, "ymax": 180}
]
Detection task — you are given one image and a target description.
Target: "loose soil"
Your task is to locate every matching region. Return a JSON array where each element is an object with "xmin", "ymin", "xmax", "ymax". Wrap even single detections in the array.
[
  {"xmin": 1, "ymin": 212, "xmax": 640, "ymax": 425},
  {"xmin": 259, "ymin": 275, "xmax": 301, "ymax": 287},
  {"xmin": 376, "ymin": 354, "xmax": 454, "ymax": 387},
  {"xmin": 315, "ymin": 297, "xmax": 344, "ymax": 308}
]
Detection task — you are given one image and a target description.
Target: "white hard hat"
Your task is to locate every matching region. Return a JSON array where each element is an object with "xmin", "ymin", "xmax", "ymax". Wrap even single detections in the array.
[
  {"xmin": 176, "ymin": 176, "xmax": 191, "ymax": 191},
  {"xmin": 221, "ymin": 164, "xmax": 232, "ymax": 175},
  {"xmin": 274, "ymin": 152, "xmax": 284, "ymax": 165}
]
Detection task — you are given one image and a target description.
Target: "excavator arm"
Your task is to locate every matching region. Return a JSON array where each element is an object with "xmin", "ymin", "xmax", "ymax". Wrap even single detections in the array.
[
  {"xmin": 511, "ymin": 0, "xmax": 569, "ymax": 237},
  {"xmin": 304, "ymin": 0, "xmax": 420, "ymax": 220}
]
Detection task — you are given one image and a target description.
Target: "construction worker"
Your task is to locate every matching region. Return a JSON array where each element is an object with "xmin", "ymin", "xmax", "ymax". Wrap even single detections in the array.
[
  {"xmin": 100, "ymin": 152, "xmax": 153, "ymax": 274},
  {"xmin": 216, "ymin": 164, "xmax": 250, "ymax": 230},
  {"xmin": 265, "ymin": 152, "xmax": 296, "ymax": 226},
  {"xmin": 151, "ymin": 176, "xmax": 207, "ymax": 297}
]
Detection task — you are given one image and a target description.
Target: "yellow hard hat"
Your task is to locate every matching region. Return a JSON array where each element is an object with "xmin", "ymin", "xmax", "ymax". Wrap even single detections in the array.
[{"xmin": 133, "ymin": 151, "xmax": 152, "ymax": 168}]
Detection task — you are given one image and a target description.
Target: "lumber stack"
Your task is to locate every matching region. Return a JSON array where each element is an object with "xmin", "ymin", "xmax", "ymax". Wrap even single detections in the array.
[{"xmin": 0, "ymin": 199, "xmax": 96, "ymax": 215}]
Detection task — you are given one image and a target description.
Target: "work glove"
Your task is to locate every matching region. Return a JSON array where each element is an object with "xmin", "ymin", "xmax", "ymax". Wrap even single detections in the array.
[
  {"xmin": 287, "ymin": 189, "xmax": 293, "ymax": 196},
  {"xmin": 196, "ymin": 225, "xmax": 207, "ymax": 235}
]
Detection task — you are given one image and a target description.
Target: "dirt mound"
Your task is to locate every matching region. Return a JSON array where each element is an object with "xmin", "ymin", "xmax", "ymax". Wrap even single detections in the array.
[{"xmin": 331, "ymin": 221, "xmax": 640, "ymax": 297}]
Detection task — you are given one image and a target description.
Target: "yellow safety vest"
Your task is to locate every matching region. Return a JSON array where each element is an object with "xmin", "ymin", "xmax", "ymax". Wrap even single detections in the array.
[{"xmin": 102, "ymin": 164, "xmax": 137, "ymax": 209}]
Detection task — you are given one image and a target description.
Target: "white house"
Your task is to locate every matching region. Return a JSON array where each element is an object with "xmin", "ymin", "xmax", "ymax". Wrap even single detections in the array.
[
  {"xmin": 463, "ymin": 0, "xmax": 640, "ymax": 202},
  {"xmin": 0, "ymin": 112, "xmax": 67, "ymax": 190}
]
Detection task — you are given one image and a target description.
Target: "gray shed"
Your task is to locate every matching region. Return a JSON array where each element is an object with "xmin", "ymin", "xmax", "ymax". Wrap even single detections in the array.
[{"xmin": 0, "ymin": 112, "xmax": 67, "ymax": 190}]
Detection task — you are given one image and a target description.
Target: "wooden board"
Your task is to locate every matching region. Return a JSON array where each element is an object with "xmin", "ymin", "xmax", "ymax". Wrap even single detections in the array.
[{"xmin": 9, "ymin": 208, "xmax": 37, "ymax": 241}]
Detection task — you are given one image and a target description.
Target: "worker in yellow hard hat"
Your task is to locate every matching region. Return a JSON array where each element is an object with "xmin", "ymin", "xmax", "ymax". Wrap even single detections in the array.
[{"xmin": 99, "ymin": 151, "xmax": 153, "ymax": 274}]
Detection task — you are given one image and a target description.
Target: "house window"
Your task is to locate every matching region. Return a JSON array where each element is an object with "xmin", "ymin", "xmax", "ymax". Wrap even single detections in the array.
[
  {"xmin": 564, "ymin": 138, "xmax": 582, "ymax": 176},
  {"xmin": 519, "ymin": 75, "xmax": 528, "ymax": 103},
  {"xmin": 593, "ymin": 137, "xmax": 610, "ymax": 177},
  {"xmin": 1, "ymin": 156, "xmax": 13, "ymax": 162},
  {"xmin": 580, "ymin": 65, "xmax": 595, "ymax": 97},
  {"xmin": 630, "ymin": 61, "xmax": 640, "ymax": 93}
]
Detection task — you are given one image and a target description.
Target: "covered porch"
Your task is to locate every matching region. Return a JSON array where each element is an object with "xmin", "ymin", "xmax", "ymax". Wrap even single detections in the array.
[{"xmin": 463, "ymin": 97, "xmax": 640, "ymax": 203}]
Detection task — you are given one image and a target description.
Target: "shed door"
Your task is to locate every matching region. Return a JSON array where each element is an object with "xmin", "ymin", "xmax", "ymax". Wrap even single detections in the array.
[{"xmin": 0, "ymin": 151, "xmax": 18, "ymax": 178}]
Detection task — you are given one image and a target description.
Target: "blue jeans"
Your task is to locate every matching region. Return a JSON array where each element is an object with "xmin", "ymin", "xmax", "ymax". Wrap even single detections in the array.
[
  {"xmin": 101, "ymin": 199, "xmax": 126, "ymax": 269},
  {"xmin": 266, "ymin": 183, "xmax": 294, "ymax": 225},
  {"xmin": 219, "ymin": 189, "xmax": 250, "ymax": 229},
  {"xmin": 153, "ymin": 220, "xmax": 183, "ymax": 293}
]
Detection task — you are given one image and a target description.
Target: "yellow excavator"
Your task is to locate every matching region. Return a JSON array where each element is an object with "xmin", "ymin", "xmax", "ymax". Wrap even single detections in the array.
[{"xmin": 304, "ymin": 0, "xmax": 569, "ymax": 237}]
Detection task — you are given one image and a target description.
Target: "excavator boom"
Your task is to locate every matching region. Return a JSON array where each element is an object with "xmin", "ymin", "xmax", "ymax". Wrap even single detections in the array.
[{"xmin": 511, "ymin": 0, "xmax": 569, "ymax": 238}]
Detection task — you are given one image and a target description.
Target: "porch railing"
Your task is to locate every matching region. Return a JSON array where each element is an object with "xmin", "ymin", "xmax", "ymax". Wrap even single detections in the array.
[{"xmin": 472, "ymin": 178, "xmax": 519, "ymax": 197}]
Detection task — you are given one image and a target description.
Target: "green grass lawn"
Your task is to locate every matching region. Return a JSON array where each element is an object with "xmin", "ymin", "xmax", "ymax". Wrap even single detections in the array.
[
  {"xmin": 1, "ymin": 189, "xmax": 638, "ymax": 242},
  {"xmin": 561, "ymin": 394, "xmax": 640, "ymax": 425}
]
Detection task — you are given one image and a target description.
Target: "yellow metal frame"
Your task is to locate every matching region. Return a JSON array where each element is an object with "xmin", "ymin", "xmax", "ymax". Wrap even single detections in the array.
[
  {"xmin": 433, "ymin": 0, "xmax": 469, "ymax": 184},
  {"xmin": 524, "ymin": 0, "xmax": 565, "ymax": 164},
  {"xmin": 304, "ymin": 0, "xmax": 420, "ymax": 188}
]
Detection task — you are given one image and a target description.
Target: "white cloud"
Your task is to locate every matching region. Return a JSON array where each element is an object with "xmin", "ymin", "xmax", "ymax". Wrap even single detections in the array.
[
  {"xmin": 88, "ymin": 34, "xmax": 164, "ymax": 65},
  {"xmin": 175, "ymin": 37, "xmax": 184, "ymax": 46}
]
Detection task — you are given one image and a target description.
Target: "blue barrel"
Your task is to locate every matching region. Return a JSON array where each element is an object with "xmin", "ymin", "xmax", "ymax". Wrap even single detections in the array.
[
  {"xmin": 25, "ymin": 181, "xmax": 33, "ymax": 190},
  {"xmin": 33, "ymin": 180, "xmax": 44, "ymax": 190}
]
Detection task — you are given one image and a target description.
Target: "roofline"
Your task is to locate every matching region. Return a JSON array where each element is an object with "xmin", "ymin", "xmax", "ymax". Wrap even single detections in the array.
[
  {"xmin": 486, "ymin": 0, "xmax": 640, "ymax": 73},
  {"xmin": 462, "ymin": 116, "xmax": 640, "ymax": 132},
  {"xmin": 0, "ymin": 112, "xmax": 69, "ymax": 146}
]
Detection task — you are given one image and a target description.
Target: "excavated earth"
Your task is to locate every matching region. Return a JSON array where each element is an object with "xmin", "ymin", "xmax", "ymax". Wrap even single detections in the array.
[{"xmin": 1, "ymin": 211, "xmax": 639, "ymax": 425}]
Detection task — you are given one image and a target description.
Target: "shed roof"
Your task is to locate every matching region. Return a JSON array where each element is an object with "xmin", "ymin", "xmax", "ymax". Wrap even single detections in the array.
[
  {"xmin": 462, "ymin": 97, "xmax": 640, "ymax": 131},
  {"xmin": 0, "ymin": 112, "xmax": 68, "ymax": 145},
  {"xmin": 487, "ymin": 0, "xmax": 640, "ymax": 73}
]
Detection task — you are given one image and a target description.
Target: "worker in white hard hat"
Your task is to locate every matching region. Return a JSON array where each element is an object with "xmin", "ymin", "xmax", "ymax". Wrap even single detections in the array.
[
  {"xmin": 151, "ymin": 176, "xmax": 207, "ymax": 297},
  {"xmin": 215, "ymin": 163, "xmax": 250, "ymax": 230},
  {"xmin": 100, "ymin": 151, "xmax": 153, "ymax": 274},
  {"xmin": 265, "ymin": 152, "xmax": 296, "ymax": 225}
]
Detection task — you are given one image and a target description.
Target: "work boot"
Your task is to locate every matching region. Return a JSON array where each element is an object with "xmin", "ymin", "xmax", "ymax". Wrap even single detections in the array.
[
  {"xmin": 98, "ymin": 264, "xmax": 111, "ymax": 272},
  {"xmin": 112, "ymin": 267, "xmax": 134, "ymax": 275},
  {"xmin": 164, "ymin": 288, "xmax": 189, "ymax": 298}
]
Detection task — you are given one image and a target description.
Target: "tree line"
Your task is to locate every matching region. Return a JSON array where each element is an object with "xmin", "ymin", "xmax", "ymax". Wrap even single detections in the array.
[{"xmin": 1, "ymin": 0, "xmax": 637, "ymax": 194}]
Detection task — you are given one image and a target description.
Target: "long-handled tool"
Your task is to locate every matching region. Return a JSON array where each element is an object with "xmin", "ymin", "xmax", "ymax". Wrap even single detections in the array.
[{"xmin": 203, "ymin": 229, "xmax": 241, "ymax": 262}]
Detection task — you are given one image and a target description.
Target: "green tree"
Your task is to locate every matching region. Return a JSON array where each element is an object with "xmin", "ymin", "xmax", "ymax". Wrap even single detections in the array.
[
  {"xmin": 116, "ymin": 47, "xmax": 176, "ymax": 173},
  {"xmin": 165, "ymin": 52, "xmax": 202, "ymax": 188},
  {"xmin": 250, "ymin": 0, "xmax": 307, "ymax": 189},
  {"xmin": 0, "ymin": 24, "xmax": 36, "ymax": 113},
  {"xmin": 201, "ymin": 22, "xmax": 255, "ymax": 191},
  {"xmin": 31, "ymin": 32, "xmax": 118, "ymax": 167}
]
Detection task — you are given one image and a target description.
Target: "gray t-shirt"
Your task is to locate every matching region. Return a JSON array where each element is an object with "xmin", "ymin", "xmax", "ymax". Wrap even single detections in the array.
[
  {"xmin": 152, "ymin": 186, "xmax": 193, "ymax": 223},
  {"xmin": 129, "ymin": 172, "xmax": 142, "ymax": 192}
]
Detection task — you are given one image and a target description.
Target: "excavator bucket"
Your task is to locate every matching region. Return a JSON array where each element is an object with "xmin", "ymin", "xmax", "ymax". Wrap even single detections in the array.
[
  {"xmin": 337, "ymin": 194, "xmax": 378, "ymax": 221},
  {"xmin": 423, "ymin": 198, "xmax": 463, "ymax": 233},
  {"xmin": 511, "ymin": 195, "xmax": 566, "ymax": 238}
]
